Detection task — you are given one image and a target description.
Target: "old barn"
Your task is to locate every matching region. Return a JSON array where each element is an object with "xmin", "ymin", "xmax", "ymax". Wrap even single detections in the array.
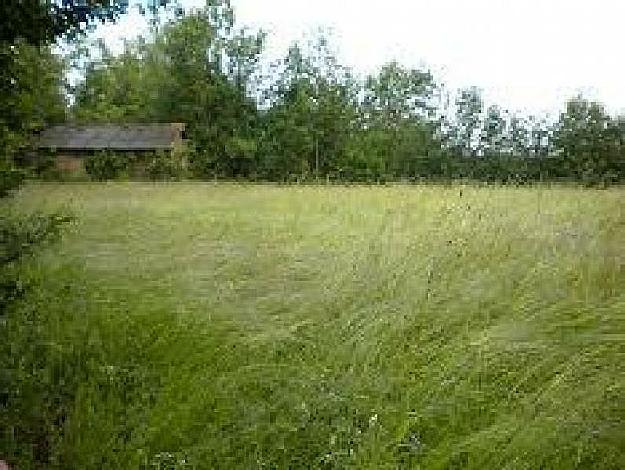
[{"xmin": 37, "ymin": 123, "xmax": 186, "ymax": 174}]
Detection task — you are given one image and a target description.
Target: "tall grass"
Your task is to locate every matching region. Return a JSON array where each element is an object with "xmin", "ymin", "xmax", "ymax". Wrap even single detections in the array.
[{"xmin": 2, "ymin": 183, "xmax": 625, "ymax": 468}]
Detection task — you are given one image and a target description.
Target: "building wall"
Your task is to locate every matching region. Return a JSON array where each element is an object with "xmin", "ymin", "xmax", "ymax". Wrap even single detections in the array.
[{"xmin": 56, "ymin": 155, "xmax": 86, "ymax": 175}]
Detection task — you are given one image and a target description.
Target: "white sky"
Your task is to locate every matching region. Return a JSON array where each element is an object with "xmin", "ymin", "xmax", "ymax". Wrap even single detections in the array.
[{"xmin": 91, "ymin": 0, "xmax": 625, "ymax": 117}]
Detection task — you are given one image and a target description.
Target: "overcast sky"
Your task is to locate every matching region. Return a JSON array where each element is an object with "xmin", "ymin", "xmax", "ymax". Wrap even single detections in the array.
[{"xmin": 93, "ymin": 0, "xmax": 625, "ymax": 117}]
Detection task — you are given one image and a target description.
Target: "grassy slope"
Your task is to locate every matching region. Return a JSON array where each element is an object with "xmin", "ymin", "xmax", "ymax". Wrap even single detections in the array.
[{"xmin": 3, "ymin": 183, "xmax": 625, "ymax": 468}]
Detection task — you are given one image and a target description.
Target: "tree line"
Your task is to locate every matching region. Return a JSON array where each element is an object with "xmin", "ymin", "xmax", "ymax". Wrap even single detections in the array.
[{"xmin": 3, "ymin": 0, "xmax": 625, "ymax": 185}]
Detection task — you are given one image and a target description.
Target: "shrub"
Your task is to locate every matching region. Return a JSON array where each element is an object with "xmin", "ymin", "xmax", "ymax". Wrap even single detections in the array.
[
  {"xmin": 145, "ymin": 150, "xmax": 184, "ymax": 181},
  {"xmin": 0, "ymin": 211, "xmax": 73, "ymax": 264},
  {"xmin": 27, "ymin": 149, "xmax": 61, "ymax": 181},
  {"xmin": 0, "ymin": 165, "xmax": 25, "ymax": 198},
  {"xmin": 85, "ymin": 151, "xmax": 128, "ymax": 181},
  {"xmin": 0, "ymin": 209, "xmax": 74, "ymax": 467},
  {"xmin": 0, "ymin": 210, "xmax": 74, "ymax": 311}
]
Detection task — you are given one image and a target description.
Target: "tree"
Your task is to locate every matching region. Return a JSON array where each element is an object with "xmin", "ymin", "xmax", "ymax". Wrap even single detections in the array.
[
  {"xmin": 453, "ymin": 87, "xmax": 484, "ymax": 157},
  {"xmin": 553, "ymin": 95, "xmax": 622, "ymax": 183},
  {"xmin": 72, "ymin": 44, "xmax": 155, "ymax": 123},
  {"xmin": 359, "ymin": 62, "xmax": 439, "ymax": 178},
  {"xmin": 0, "ymin": 44, "xmax": 66, "ymax": 164},
  {"xmin": 527, "ymin": 115, "xmax": 551, "ymax": 158},
  {"xmin": 1, "ymin": 0, "xmax": 135, "ymax": 47},
  {"xmin": 482, "ymin": 105, "xmax": 507, "ymax": 156},
  {"xmin": 362, "ymin": 61, "xmax": 435, "ymax": 127},
  {"xmin": 259, "ymin": 36, "xmax": 358, "ymax": 180},
  {"xmin": 456, "ymin": 87, "xmax": 484, "ymax": 156},
  {"xmin": 509, "ymin": 114, "xmax": 530, "ymax": 157}
]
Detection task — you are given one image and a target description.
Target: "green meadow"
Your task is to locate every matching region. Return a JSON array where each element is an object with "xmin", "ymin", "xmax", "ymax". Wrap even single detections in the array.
[{"xmin": 3, "ymin": 183, "xmax": 625, "ymax": 468}]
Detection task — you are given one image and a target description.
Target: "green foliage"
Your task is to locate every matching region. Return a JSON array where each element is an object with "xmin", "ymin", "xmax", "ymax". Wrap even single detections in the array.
[
  {"xmin": 0, "ymin": 165, "xmax": 25, "ymax": 198},
  {"xmin": 0, "ymin": 43, "xmax": 66, "ymax": 162},
  {"xmin": 85, "ymin": 151, "xmax": 129, "ymax": 181},
  {"xmin": 256, "ymin": 38, "xmax": 360, "ymax": 181},
  {"xmin": 1, "ymin": 0, "xmax": 136, "ymax": 47},
  {"xmin": 145, "ymin": 151, "xmax": 184, "ymax": 181},
  {"xmin": 0, "ymin": 210, "xmax": 74, "ymax": 266},
  {"xmin": 67, "ymin": 5, "xmax": 625, "ymax": 184},
  {"xmin": 1, "ymin": 209, "xmax": 74, "ymax": 321},
  {"xmin": 30, "ymin": 150, "xmax": 61, "ymax": 181},
  {"xmin": 452, "ymin": 87, "xmax": 484, "ymax": 157},
  {"xmin": 0, "ymin": 208, "xmax": 74, "ymax": 467},
  {"xmin": 553, "ymin": 96, "xmax": 625, "ymax": 185}
]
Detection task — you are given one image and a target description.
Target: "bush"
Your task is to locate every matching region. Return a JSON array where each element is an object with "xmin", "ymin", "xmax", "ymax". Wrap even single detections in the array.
[
  {"xmin": 0, "ymin": 165, "xmax": 25, "ymax": 198},
  {"xmin": 0, "ymin": 211, "xmax": 74, "ymax": 264},
  {"xmin": 85, "ymin": 151, "xmax": 128, "ymax": 181},
  {"xmin": 145, "ymin": 150, "xmax": 184, "ymax": 181},
  {"xmin": 27, "ymin": 149, "xmax": 62, "ymax": 181},
  {"xmin": 0, "ymin": 209, "xmax": 75, "ymax": 466},
  {"xmin": 0, "ymin": 210, "xmax": 74, "ymax": 311}
]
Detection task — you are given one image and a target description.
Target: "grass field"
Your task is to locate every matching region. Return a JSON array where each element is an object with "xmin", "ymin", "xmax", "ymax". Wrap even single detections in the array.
[{"xmin": 3, "ymin": 183, "xmax": 625, "ymax": 468}]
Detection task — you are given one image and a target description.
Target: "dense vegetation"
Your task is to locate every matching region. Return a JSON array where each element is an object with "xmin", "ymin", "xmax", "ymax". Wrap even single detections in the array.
[
  {"xmin": 0, "ymin": 1, "xmax": 624, "ymax": 184},
  {"xmin": 3, "ymin": 184, "xmax": 625, "ymax": 468},
  {"xmin": 0, "ymin": 187, "xmax": 74, "ymax": 469},
  {"xmin": 69, "ymin": 6, "xmax": 625, "ymax": 185}
]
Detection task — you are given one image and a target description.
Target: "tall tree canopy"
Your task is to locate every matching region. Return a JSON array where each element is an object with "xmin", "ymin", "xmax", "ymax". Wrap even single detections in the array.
[
  {"xmin": 40, "ymin": 2, "xmax": 625, "ymax": 184},
  {"xmin": 1, "ymin": 0, "xmax": 134, "ymax": 46},
  {"xmin": 554, "ymin": 96, "xmax": 624, "ymax": 182},
  {"xmin": 354, "ymin": 62, "xmax": 440, "ymax": 178},
  {"xmin": 258, "ymin": 37, "xmax": 359, "ymax": 180}
]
